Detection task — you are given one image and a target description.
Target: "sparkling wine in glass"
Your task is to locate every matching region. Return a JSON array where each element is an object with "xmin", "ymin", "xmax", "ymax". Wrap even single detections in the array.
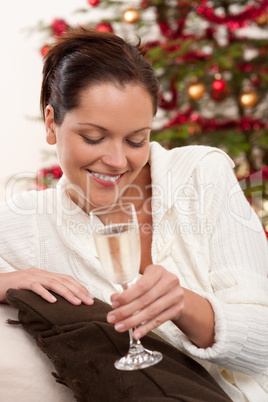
[{"xmin": 90, "ymin": 202, "xmax": 163, "ymax": 371}]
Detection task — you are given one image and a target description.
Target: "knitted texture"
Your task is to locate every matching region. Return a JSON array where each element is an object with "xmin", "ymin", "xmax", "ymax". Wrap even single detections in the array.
[{"xmin": 1, "ymin": 142, "xmax": 268, "ymax": 401}]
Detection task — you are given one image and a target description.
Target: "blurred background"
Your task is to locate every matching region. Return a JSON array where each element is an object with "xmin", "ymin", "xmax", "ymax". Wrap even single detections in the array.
[
  {"xmin": 0, "ymin": 0, "xmax": 87, "ymax": 201},
  {"xmin": 0, "ymin": 0, "xmax": 268, "ymax": 233}
]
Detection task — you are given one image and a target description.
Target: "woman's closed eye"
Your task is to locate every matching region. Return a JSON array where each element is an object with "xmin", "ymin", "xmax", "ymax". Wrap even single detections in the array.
[
  {"xmin": 81, "ymin": 136, "xmax": 104, "ymax": 145},
  {"xmin": 126, "ymin": 139, "xmax": 146, "ymax": 148},
  {"xmin": 81, "ymin": 135, "xmax": 146, "ymax": 148}
]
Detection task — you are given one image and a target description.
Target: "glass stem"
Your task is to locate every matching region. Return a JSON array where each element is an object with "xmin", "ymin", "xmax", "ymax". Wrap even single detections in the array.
[
  {"xmin": 121, "ymin": 282, "xmax": 144, "ymax": 354},
  {"xmin": 129, "ymin": 327, "xmax": 140, "ymax": 344},
  {"xmin": 128, "ymin": 327, "xmax": 144, "ymax": 352}
]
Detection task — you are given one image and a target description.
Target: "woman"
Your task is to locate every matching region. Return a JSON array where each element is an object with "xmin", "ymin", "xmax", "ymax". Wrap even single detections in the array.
[{"xmin": 0, "ymin": 27, "xmax": 268, "ymax": 400}]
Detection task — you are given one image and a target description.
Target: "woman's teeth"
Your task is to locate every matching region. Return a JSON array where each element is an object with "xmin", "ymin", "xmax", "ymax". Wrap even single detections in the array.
[{"xmin": 91, "ymin": 171, "xmax": 121, "ymax": 182}]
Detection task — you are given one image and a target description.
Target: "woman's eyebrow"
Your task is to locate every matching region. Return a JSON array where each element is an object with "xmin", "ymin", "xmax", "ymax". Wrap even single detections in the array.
[
  {"xmin": 78, "ymin": 122, "xmax": 151, "ymax": 133},
  {"xmin": 78, "ymin": 122, "xmax": 109, "ymax": 132},
  {"xmin": 133, "ymin": 127, "xmax": 152, "ymax": 133}
]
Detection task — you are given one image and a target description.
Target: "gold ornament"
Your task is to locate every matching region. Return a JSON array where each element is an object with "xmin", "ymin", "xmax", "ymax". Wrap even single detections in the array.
[
  {"xmin": 122, "ymin": 7, "xmax": 141, "ymax": 24},
  {"xmin": 255, "ymin": 12, "xmax": 268, "ymax": 27},
  {"xmin": 239, "ymin": 89, "xmax": 259, "ymax": 108},
  {"xmin": 187, "ymin": 78, "xmax": 206, "ymax": 100}
]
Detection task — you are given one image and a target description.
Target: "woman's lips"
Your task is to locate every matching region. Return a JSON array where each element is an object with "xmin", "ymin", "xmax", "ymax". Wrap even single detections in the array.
[{"xmin": 88, "ymin": 170, "xmax": 124, "ymax": 187}]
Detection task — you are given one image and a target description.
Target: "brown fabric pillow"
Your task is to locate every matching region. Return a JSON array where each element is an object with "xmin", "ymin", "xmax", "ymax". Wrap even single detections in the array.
[{"xmin": 6, "ymin": 289, "xmax": 231, "ymax": 402}]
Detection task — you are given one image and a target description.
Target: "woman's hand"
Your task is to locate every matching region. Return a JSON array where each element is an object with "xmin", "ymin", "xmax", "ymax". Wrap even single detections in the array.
[
  {"xmin": 108, "ymin": 264, "xmax": 184, "ymax": 338},
  {"xmin": 0, "ymin": 268, "xmax": 94, "ymax": 305},
  {"xmin": 107, "ymin": 264, "xmax": 215, "ymax": 349}
]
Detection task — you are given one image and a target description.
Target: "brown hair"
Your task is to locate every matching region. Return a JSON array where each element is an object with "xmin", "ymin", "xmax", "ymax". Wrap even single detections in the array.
[{"xmin": 40, "ymin": 27, "xmax": 159, "ymax": 124}]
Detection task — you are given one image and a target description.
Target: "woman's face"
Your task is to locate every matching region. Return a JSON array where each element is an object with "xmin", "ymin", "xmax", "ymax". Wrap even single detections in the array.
[{"xmin": 45, "ymin": 83, "xmax": 154, "ymax": 211}]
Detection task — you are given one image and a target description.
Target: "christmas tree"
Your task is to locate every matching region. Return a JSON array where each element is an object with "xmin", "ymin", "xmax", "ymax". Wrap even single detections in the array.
[{"xmin": 36, "ymin": 0, "xmax": 268, "ymax": 233}]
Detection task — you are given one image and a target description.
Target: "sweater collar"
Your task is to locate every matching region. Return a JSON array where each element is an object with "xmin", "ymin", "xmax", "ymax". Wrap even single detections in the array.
[{"xmin": 149, "ymin": 141, "xmax": 234, "ymax": 225}]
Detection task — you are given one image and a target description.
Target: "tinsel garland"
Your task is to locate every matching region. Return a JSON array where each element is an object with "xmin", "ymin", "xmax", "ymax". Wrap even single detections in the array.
[
  {"xmin": 197, "ymin": 0, "xmax": 268, "ymax": 30},
  {"xmin": 164, "ymin": 108, "xmax": 268, "ymax": 132},
  {"xmin": 158, "ymin": 0, "xmax": 268, "ymax": 36}
]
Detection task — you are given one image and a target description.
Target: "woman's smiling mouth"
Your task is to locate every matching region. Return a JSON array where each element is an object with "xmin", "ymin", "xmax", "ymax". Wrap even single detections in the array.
[{"xmin": 88, "ymin": 170, "xmax": 125, "ymax": 186}]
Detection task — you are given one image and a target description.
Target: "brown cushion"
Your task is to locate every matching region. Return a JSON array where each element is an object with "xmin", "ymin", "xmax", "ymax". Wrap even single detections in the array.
[{"xmin": 6, "ymin": 289, "xmax": 231, "ymax": 402}]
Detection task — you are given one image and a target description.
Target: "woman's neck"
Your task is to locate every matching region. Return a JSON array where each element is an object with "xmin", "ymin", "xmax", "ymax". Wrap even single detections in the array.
[{"xmin": 121, "ymin": 163, "xmax": 152, "ymax": 212}]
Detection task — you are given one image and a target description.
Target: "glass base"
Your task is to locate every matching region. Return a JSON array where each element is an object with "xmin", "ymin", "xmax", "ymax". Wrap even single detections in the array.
[{"xmin": 114, "ymin": 348, "xmax": 163, "ymax": 371}]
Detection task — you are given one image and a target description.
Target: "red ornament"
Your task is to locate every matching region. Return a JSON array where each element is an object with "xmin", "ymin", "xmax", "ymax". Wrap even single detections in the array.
[
  {"xmin": 88, "ymin": 0, "xmax": 100, "ymax": 5},
  {"xmin": 211, "ymin": 90, "xmax": 226, "ymax": 102},
  {"xmin": 36, "ymin": 165, "xmax": 63, "ymax": 191},
  {"xmin": 51, "ymin": 18, "xmax": 69, "ymax": 36},
  {"xmin": 37, "ymin": 168, "xmax": 49, "ymax": 178},
  {"xmin": 212, "ymin": 78, "xmax": 226, "ymax": 92},
  {"xmin": 159, "ymin": 21, "xmax": 172, "ymax": 37},
  {"xmin": 52, "ymin": 166, "xmax": 63, "ymax": 179},
  {"xmin": 140, "ymin": 0, "xmax": 149, "ymax": 9},
  {"xmin": 41, "ymin": 45, "xmax": 50, "ymax": 57},
  {"xmin": 95, "ymin": 22, "xmax": 113, "ymax": 33},
  {"xmin": 211, "ymin": 74, "xmax": 227, "ymax": 101}
]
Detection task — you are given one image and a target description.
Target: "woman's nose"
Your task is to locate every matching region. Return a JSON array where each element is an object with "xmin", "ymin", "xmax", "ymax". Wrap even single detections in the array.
[{"xmin": 101, "ymin": 143, "xmax": 127, "ymax": 169}]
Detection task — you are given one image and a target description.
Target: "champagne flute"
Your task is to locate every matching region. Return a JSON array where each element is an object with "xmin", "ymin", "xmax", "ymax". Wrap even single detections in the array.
[{"xmin": 90, "ymin": 202, "xmax": 163, "ymax": 371}]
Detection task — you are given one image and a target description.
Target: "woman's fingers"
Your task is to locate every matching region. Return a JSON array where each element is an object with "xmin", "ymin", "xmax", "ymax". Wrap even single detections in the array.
[
  {"xmin": 28, "ymin": 281, "xmax": 59, "ymax": 303},
  {"xmin": 45, "ymin": 273, "xmax": 95, "ymax": 305},
  {"xmin": 7, "ymin": 268, "xmax": 94, "ymax": 305},
  {"xmin": 132, "ymin": 304, "xmax": 183, "ymax": 340},
  {"xmin": 29, "ymin": 276, "xmax": 92, "ymax": 305},
  {"xmin": 110, "ymin": 265, "xmax": 165, "ymax": 307},
  {"xmin": 107, "ymin": 265, "xmax": 184, "ymax": 338},
  {"xmin": 109, "ymin": 286, "xmax": 184, "ymax": 335}
]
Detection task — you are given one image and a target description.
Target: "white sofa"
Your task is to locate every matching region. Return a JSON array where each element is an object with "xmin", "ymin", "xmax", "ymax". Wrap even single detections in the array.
[{"xmin": 0, "ymin": 304, "xmax": 75, "ymax": 402}]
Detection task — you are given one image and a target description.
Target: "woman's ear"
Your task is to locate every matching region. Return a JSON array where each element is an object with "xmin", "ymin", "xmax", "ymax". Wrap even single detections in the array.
[{"xmin": 45, "ymin": 105, "xmax": 57, "ymax": 145}]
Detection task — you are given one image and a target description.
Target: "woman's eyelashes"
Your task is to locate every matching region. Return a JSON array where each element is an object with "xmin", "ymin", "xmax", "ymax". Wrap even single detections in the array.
[
  {"xmin": 80, "ymin": 135, "xmax": 146, "ymax": 148},
  {"xmin": 126, "ymin": 139, "xmax": 146, "ymax": 148},
  {"xmin": 81, "ymin": 136, "xmax": 103, "ymax": 145}
]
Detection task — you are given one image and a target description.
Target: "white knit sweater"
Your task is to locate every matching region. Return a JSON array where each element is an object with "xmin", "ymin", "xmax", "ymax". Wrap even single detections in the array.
[{"xmin": 1, "ymin": 142, "xmax": 268, "ymax": 401}]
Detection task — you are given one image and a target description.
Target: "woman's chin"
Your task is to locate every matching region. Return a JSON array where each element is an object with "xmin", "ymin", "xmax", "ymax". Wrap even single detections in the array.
[{"xmin": 88, "ymin": 197, "xmax": 121, "ymax": 211}]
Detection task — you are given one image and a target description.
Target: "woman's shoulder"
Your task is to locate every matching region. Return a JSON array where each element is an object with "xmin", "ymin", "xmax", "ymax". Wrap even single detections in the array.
[
  {"xmin": 149, "ymin": 141, "xmax": 234, "ymax": 168},
  {"xmin": 0, "ymin": 188, "xmax": 56, "ymax": 218},
  {"xmin": 149, "ymin": 142, "xmax": 235, "ymax": 189}
]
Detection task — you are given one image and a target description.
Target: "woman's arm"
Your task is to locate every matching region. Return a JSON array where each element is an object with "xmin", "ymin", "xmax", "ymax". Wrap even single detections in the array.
[
  {"xmin": 174, "ymin": 287, "xmax": 215, "ymax": 348},
  {"xmin": 107, "ymin": 151, "xmax": 268, "ymax": 375},
  {"xmin": 0, "ymin": 193, "xmax": 94, "ymax": 306},
  {"xmin": 107, "ymin": 265, "xmax": 215, "ymax": 349}
]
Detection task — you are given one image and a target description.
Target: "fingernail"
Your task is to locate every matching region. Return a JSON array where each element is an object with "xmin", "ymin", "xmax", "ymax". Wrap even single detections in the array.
[
  {"xmin": 73, "ymin": 296, "xmax": 81, "ymax": 303},
  {"xmin": 85, "ymin": 296, "xmax": 94, "ymax": 304},
  {"xmin": 134, "ymin": 331, "xmax": 141, "ymax": 340},
  {"xmin": 115, "ymin": 322, "xmax": 125, "ymax": 331},
  {"xmin": 50, "ymin": 295, "xmax": 57, "ymax": 303},
  {"xmin": 112, "ymin": 300, "xmax": 120, "ymax": 309},
  {"xmin": 107, "ymin": 314, "xmax": 116, "ymax": 323}
]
